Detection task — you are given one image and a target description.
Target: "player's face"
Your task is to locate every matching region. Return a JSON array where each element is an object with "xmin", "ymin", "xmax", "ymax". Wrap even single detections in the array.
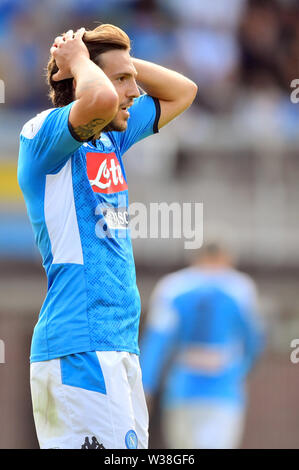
[{"xmin": 99, "ymin": 49, "xmax": 140, "ymax": 132}]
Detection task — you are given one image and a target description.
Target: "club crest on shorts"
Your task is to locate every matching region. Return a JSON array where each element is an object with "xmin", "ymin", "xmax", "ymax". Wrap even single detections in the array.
[{"xmin": 125, "ymin": 430, "xmax": 138, "ymax": 449}]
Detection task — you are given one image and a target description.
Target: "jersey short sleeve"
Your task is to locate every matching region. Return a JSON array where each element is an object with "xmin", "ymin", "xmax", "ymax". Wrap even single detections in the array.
[
  {"xmin": 110, "ymin": 94, "xmax": 161, "ymax": 156},
  {"xmin": 19, "ymin": 102, "xmax": 83, "ymax": 174}
]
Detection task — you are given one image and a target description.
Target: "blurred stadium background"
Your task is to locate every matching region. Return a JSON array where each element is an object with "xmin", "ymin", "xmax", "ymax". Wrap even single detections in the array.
[{"xmin": 1, "ymin": 0, "xmax": 299, "ymax": 449}]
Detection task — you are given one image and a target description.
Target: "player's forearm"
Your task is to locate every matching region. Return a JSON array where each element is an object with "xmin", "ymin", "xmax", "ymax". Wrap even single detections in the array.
[
  {"xmin": 68, "ymin": 55, "xmax": 118, "ymax": 138},
  {"xmin": 71, "ymin": 55, "xmax": 118, "ymax": 103},
  {"xmin": 133, "ymin": 58, "xmax": 197, "ymax": 102}
]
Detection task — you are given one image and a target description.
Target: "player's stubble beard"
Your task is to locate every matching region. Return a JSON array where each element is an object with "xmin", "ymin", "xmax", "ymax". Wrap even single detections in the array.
[
  {"xmin": 101, "ymin": 109, "xmax": 129, "ymax": 133},
  {"xmin": 91, "ymin": 112, "xmax": 128, "ymax": 141}
]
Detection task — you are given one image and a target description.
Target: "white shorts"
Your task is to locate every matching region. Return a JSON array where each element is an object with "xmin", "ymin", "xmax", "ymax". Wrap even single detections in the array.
[
  {"xmin": 163, "ymin": 400, "xmax": 245, "ymax": 449},
  {"xmin": 30, "ymin": 351, "xmax": 149, "ymax": 449}
]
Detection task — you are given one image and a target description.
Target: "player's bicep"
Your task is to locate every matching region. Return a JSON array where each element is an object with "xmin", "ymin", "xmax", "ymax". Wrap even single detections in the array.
[{"xmin": 158, "ymin": 97, "xmax": 193, "ymax": 129}]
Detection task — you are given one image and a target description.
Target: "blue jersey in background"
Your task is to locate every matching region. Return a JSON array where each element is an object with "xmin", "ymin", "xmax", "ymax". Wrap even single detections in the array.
[{"xmin": 140, "ymin": 267, "xmax": 265, "ymax": 408}]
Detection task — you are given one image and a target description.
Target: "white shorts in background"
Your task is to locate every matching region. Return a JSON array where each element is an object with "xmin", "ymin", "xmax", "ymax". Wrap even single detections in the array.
[
  {"xmin": 163, "ymin": 400, "xmax": 245, "ymax": 449},
  {"xmin": 30, "ymin": 351, "xmax": 149, "ymax": 449}
]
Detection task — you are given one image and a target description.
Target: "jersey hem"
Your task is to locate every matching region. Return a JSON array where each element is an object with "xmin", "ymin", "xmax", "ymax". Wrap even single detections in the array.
[
  {"xmin": 163, "ymin": 396, "xmax": 245, "ymax": 409},
  {"xmin": 30, "ymin": 345, "xmax": 140, "ymax": 363}
]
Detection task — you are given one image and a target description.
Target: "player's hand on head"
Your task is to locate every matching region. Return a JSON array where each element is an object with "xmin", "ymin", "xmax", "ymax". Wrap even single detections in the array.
[{"xmin": 51, "ymin": 28, "xmax": 89, "ymax": 82}]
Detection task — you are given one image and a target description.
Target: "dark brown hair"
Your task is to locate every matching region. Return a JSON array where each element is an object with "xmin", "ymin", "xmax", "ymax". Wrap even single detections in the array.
[{"xmin": 47, "ymin": 24, "xmax": 131, "ymax": 107}]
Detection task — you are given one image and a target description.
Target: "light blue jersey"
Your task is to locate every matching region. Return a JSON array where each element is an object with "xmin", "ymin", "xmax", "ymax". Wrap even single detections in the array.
[
  {"xmin": 18, "ymin": 94, "xmax": 160, "ymax": 362},
  {"xmin": 140, "ymin": 267, "xmax": 264, "ymax": 408}
]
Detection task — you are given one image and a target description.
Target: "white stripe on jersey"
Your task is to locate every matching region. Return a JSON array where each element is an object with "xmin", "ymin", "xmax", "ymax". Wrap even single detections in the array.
[{"xmin": 44, "ymin": 159, "xmax": 83, "ymax": 265}]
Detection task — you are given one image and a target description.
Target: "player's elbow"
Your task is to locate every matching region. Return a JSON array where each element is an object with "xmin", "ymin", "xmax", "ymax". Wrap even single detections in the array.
[
  {"xmin": 175, "ymin": 80, "xmax": 198, "ymax": 115},
  {"xmin": 185, "ymin": 80, "xmax": 198, "ymax": 106},
  {"xmin": 176, "ymin": 81, "xmax": 198, "ymax": 116}
]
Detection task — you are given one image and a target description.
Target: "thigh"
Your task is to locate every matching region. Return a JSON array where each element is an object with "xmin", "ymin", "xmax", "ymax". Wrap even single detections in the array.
[
  {"xmin": 192, "ymin": 402, "xmax": 245, "ymax": 449},
  {"xmin": 30, "ymin": 351, "xmax": 144, "ymax": 449},
  {"xmin": 96, "ymin": 351, "xmax": 148, "ymax": 449},
  {"xmin": 163, "ymin": 406, "xmax": 196, "ymax": 449},
  {"xmin": 162, "ymin": 402, "xmax": 245, "ymax": 449}
]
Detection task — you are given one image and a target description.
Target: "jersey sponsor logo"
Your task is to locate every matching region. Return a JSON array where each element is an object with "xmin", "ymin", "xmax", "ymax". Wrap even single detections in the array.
[
  {"xmin": 95, "ymin": 201, "xmax": 129, "ymax": 239},
  {"xmin": 104, "ymin": 206, "xmax": 129, "ymax": 230},
  {"xmin": 81, "ymin": 436, "xmax": 105, "ymax": 449},
  {"xmin": 125, "ymin": 430, "xmax": 138, "ymax": 449},
  {"xmin": 178, "ymin": 345, "xmax": 232, "ymax": 373},
  {"xmin": 86, "ymin": 152, "xmax": 128, "ymax": 194}
]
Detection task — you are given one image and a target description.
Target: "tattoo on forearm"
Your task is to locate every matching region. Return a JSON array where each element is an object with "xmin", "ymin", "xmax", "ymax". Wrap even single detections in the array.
[{"xmin": 73, "ymin": 118, "xmax": 106, "ymax": 140}]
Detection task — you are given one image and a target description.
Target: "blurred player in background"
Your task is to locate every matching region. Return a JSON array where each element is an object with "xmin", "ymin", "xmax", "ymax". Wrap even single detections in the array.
[
  {"xmin": 17, "ymin": 24, "xmax": 197, "ymax": 449},
  {"xmin": 141, "ymin": 242, "xmax": 265, "ymax": 449}
]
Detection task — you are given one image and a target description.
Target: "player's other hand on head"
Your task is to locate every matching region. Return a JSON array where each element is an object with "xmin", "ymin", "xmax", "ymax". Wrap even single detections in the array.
[{"xmin": 51, "ymin": 28, "xmax": 89, "ymax": 81}]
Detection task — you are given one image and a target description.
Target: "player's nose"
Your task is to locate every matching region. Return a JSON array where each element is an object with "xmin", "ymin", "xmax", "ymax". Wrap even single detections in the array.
[{"xmin": 127, "ymin": 80, "xmax": 140, "ymax": 99}]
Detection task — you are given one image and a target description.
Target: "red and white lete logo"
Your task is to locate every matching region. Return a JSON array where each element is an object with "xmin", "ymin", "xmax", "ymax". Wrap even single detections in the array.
[{"xmin": 86, "ymin": 152, "xmax": 128, "ymax": 194}]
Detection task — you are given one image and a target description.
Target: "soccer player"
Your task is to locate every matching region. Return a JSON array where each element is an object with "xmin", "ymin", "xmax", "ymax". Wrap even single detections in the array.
[
  {"xmin": 140, "ymin": 243, "xmax": 265, "ymax": 449},
  {"xmin": 17, "ymin": 25, "xmax": 197, "ymax": 449}
]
